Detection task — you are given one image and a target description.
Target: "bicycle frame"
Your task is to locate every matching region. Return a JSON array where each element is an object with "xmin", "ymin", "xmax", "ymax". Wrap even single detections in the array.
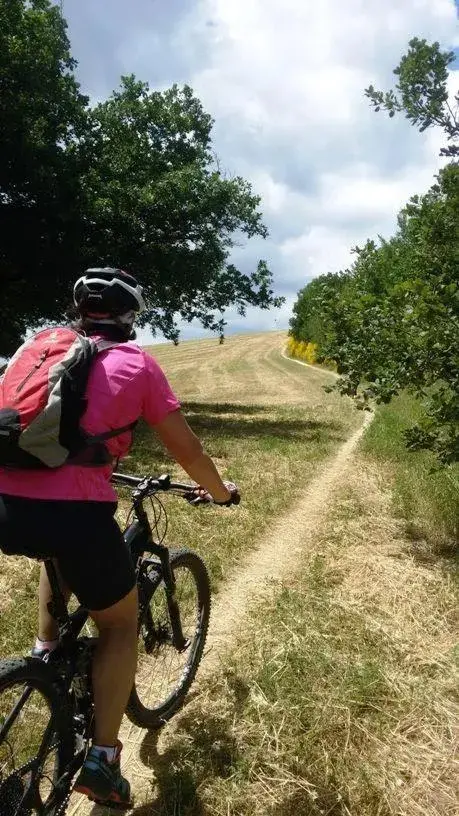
[
  {"xmin": 43, "ymin": 479, "xmax": 189, "ymax": 668},
  {"xmin": 0, "ymin": 474, "xmax": 197, "ymax": 815}
]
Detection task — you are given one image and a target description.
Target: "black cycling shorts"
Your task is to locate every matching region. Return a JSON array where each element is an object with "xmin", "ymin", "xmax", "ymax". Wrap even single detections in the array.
[{"xmin": 0, "ymin": 495, "xmax": 136, "ymax": 611}]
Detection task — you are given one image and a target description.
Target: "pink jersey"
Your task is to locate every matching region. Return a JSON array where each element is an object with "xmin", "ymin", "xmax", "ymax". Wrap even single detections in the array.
[{"xmin": 0, "ymin": 341, "xmax": 180, "ymax": 502}]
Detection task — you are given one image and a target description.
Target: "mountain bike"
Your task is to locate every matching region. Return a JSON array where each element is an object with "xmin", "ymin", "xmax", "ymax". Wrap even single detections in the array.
[{"xmin": 0, "ymin": 472, "xmax": 217, "ymax": 815}]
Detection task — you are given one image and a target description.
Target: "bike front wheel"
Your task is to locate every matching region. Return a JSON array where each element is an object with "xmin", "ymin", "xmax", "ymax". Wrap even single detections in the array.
[
  {"xmin": 126, "ymin": 549, "xmax": 211, "ymax": 729},
  {"xmin": 0, "ymin": 658, "xmax": 74, "ymax": 816}
]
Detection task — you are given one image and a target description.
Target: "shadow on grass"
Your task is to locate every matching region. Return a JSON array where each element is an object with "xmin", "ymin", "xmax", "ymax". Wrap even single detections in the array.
[
  {"xmin": 124, "ymin": 713, "xmax": 238, "ymax": 815},
  {"xmin": 401, "ymin": 522, "xmax": 459, "ymax": 577},
  {"xmin": 184, "ymin": 402, "xmax": 273, "ymax": 415},
  {"xmin": 132, "ymin": 402, "xmax": 345, "ymax": 450},
  {"xmin": 125, "ymin": 690, "xmax": 352, "ymax": 816}
]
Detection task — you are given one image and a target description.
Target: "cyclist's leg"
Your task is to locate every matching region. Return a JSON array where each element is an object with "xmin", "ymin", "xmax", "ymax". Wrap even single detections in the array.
[
  {"xmin": 55, "ymin": 503, "xmax": 136, "ymax": 806},
  {"xmin": 55, "ymin": 504, "xmax": 138, "ymax": 742},
  {"xmin": 89, "ymin": 586, "xmax": 138, "ymax": 744},
  {"xmin": 0, "ymin": 495, "xmax": 70, "ymax": 656},
  {"xmin": 38, "ymin": 561, "xmax": 72, "ymax": 641},
  {"xmin": 72, "ymin": 589, "xmax": 137, "ymax": 807},
  {"xmin": 0, "ymin": 496, "xmax": 136, "ymax": 805}
]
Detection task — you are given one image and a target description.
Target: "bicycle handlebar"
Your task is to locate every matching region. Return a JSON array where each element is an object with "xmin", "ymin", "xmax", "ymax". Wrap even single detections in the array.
[
  {"xmin": 111, "ymin": 472, "xmax": 193, "ymax": 492},
  {"xmin": 111, "ymin": 472, "xmax": 142, "ymax": 487},
  {"xmin": 111, "ymin": 472, "xmax": 240, "ymax": 506}
]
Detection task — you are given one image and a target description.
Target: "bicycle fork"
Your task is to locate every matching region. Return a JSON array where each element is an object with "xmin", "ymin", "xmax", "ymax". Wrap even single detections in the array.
[
  {"xmin": 139, "ymin": 555, "xmax": 189, "ymax": 653},
  {"xmin": 132, "ymin": 499, "xmax": 190, "ymax": 654},
  {"xmin": 162, "ymin": 559, "xmax": 189, "ymax": 653}
]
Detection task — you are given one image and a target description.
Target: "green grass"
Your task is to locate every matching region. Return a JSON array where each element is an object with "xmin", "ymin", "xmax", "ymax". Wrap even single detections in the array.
[
  {"xmin": 1, "ymin": 336, "xmax": 457, "ymax": 816},
  {"xmin": 147, "ymin": 458, "xmax": 458, "ymax": 816},
  {"xmin": 0, "ymin": 333, "xmax": 359, "ymax": 656},
  {"xmin": 119, "ymin": 403, "xmax": 348, "ymax": 593},
  {"xmin": 361, "ymin": 392, "xmax": 458, "ymax": 555}
]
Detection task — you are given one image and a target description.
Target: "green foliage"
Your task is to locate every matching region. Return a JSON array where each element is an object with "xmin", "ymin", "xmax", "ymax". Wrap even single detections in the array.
[
  {"xmin": 0, "ymin": 1, "xmax": 281, "ymax": 355},
  {"xmin": 365, "ymin": 37, "xmax": 459, "ymax": 157},
  {"xmin": 338, "ymin": 165, "xmax": 458, "ymax": 464},
  {"xmin": 85, "ymin": 76, "xmax": 282, "ymax": 341},
  {"xmin": 289, "ymin": 273, "xmax": 348, "ymax": 349},
  {"xmin": 362, "ymin": 392, "xmax": 459, "ymax": 546},
  {"xmin": 291, "ymin": 166, "xmax": 459, "ymax": 463},
  {"xmin": 0, "ymin": 0, "xmax": 90, "ymax": 354},
  {"xmin": 290, "ymin": 40, "xmax": 459, "ymax": 464}
]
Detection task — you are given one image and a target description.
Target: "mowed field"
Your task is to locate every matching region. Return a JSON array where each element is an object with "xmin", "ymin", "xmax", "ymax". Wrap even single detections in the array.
[
  {"xmin": 116, "ymin": 331, "xmax": 361, "ymax": 595},
  {"xmin": 1, "ymin": 330, "xmax": 358, "ymax": 655},
  {"xmin": 0, "ymin": 331, "xmax": 457, "ymax": 816}
]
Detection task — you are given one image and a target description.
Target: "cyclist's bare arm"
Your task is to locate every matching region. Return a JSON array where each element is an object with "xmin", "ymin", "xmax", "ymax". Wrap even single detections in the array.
[{"xmin": 154, "ymin": 409, "xmax": 233, "ymax": 503}]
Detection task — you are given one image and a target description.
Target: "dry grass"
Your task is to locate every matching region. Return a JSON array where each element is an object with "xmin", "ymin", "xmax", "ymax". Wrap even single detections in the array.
[
  {"xmin": 145, "ymin": 458, "xmax": 458, "ymax": 816},
  {"xmin": 0, "ymin": 331, "xmax": 359, "ymax": 656},
  {"xmin": 115, "ymin": 331, "xmax": 360, "ymax": 595},
  {"xmin": 2, "ymin": 333, "xmax": 457, "ymax": 816}
]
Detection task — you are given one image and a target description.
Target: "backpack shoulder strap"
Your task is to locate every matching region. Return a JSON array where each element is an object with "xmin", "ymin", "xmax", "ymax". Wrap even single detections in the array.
[
  {"xmin": 94, "ymin": 339, "xmax": 121, "ymax": 353},
  {"xmin": 70, "ymin": 338, "xmax": 137, "ymax": 461},
  {"xmin": 87, "ymin": 421, "xmax": 138, "ymax": 444}
]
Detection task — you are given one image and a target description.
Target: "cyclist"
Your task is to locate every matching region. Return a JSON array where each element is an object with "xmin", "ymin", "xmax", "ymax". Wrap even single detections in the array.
[{"xmin": 0, "ymin": 268, "xmax": 239, "ymax": 809}]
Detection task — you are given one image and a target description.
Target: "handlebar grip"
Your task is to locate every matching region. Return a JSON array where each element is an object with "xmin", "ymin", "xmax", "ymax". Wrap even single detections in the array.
[
  {"xmin": 186, "ymin": 490, "xmax": 241, "ymax": 507},
  {"xmin": 186, "ymin": 494, "xmax": 212, "ymax": 506}
]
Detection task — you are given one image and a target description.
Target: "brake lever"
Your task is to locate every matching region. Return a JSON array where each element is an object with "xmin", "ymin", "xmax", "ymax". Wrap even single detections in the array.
[{"xmin": 185, "ymin": 493, "xmax": 212, "ymax": 506}]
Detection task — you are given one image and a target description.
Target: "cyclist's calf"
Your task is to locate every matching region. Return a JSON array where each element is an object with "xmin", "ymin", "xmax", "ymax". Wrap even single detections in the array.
[{"xmin": 90, "ymin": 585, "xmax": 139, "ymax": 746}]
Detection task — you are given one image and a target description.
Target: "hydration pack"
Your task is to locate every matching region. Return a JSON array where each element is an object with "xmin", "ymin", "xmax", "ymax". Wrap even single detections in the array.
[{"xmin": 0, "ymin": 327, "xmax": 134, "ymax": 469}]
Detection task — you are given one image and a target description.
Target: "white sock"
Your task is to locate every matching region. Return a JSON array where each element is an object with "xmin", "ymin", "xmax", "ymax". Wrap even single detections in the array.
[
  {"xmin": 91, "ymin": 744, "xmax": 119, "ymax": 763},
  {"xmin": 35, "ymin": 637, "xmax": 59, "ymax": 653}
]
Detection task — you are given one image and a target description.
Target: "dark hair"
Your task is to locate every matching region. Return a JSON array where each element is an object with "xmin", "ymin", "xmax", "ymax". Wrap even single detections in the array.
[{"xmin": 71, "ymin": 316, "xmax": 136, "ymax": 343}]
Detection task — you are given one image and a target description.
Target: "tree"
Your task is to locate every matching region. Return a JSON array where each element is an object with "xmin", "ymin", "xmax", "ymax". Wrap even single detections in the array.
[
  {"xmin": 0, "ymin": 1, "xmax": 281, "ymax": 355},
  {"xmin": 82, "ymin": 76, "xmax": 282, "ymax": 342},
  {"xmin": 0, "ymin": 0, "xmax": 89, "ymax": 355},
  {"xmin": 365, "ymin": 38, "xmax": 459, "ymax": 157},
  {"xmin": 290, "ymin": 39, "xmax": 459, "ymax": 463},
  {"xmin": 289, "ymin": 273, "xmax": 350, "ymax": 351},
  {"xmin": 290, "ymin": 165, "xmax": 459, "ymax": 463}
]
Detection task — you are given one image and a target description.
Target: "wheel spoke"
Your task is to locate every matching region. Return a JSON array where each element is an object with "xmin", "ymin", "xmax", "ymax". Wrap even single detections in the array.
[
  {"xmin": 130, "ymin": 553, "xmax": 209, "ymax": 723},
  {"xmin": 0, "ymin": 685, "xmax": 33, "ymax": 742},
  {"xmin": 136, "ymin": 566, "xmax": 197, "ymax": 706},
  {"xmin": 0, "ymin": 678, "xmax": 64, "ymax": 815}
]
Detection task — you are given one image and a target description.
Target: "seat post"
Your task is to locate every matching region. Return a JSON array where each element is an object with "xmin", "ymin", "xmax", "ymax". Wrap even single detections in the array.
[{"xmin": 44, "ymin": 559, "xmax": 69, "ymax": 631}]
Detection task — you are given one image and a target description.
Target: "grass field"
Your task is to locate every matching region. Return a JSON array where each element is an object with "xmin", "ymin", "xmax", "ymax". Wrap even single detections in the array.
[
  {"xmin": 0, "ymin": 331, "xmax": 359, "ymax": 656},
  {"xmin": 361, "ymin": 392, "xmax": 458, "ymax": 555},
  {"xmin": 157, "ymin": 463, "xmax": 458, "ymax": 816},
  {"xmin": 144, "ymin": 374, "xmax": 458, "ymax": 816},
  {"xmin": 1, "ymin": 332, "xmax": 457, "ymax": 816}
]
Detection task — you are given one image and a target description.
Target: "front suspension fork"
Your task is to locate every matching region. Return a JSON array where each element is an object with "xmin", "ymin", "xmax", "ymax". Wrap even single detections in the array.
[{"xmin": 139, "ymin": 555, "xmax": 189, "ymax": 653}]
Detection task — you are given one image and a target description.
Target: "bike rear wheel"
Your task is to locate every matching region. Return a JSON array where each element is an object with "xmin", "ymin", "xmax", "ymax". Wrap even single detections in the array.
[
  {"xmin": 0, "ymin": 658, "xmax": 74, "ymax": 816},
  {"xmin": 126, "ymin": 549, "xmax": 211, "ymax": 729}
]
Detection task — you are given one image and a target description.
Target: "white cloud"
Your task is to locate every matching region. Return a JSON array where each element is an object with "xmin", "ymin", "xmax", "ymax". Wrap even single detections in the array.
[
  {"xmin": 281, "ymin": 227, "xmax": 359, "ymax": 280},
  {"xmin": 166, "ymin": 0, "xmax": 458, "ymax": 339},
  {"xmin": 63, "ymin": 0, "xmax": 459, "ymax": 342}
]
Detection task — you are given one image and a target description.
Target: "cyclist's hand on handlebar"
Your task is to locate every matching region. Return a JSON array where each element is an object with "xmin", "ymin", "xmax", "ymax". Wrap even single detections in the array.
[
  {"xmin": 216, "ymin": 481, "xmax": 241, "ymax": 506},
  {"xmin": 188, "ymin": 481, "xmax": 241, "ymax": 507}
]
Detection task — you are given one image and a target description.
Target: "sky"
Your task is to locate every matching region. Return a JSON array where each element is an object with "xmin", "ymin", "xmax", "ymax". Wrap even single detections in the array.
[{"xmin": 59, "ymin": 0, "xmax": 459, "ymax": 344}]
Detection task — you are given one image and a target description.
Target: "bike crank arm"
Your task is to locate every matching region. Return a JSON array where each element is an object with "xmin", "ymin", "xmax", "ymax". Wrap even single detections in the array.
[{"xmin": 45, "ymin": 746, "xmax": 86, "ymax": 811}]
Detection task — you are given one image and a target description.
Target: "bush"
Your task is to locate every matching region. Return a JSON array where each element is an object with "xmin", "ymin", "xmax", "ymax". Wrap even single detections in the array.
[{"xmin": 285, "ymin": 337, "xmax": 318, "ymax": 364}]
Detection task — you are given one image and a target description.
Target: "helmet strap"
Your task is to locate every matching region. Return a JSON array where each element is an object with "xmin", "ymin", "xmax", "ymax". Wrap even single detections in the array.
[
  {"xmin": 85, "ymin": 317, "xmax": 118, "ymax": 325},
  {"xmin": 116, "ymin": 310, "xmax": 137, "ymax": 327}
]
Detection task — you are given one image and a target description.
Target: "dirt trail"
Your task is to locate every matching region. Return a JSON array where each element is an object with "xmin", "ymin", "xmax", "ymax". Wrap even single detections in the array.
[
  {"xmin": 68, "ymin": 403, "xmax": 373, "ymax": 814},
  {"xmin": 196, "ymin": 411, "xmax": 373, "ymax": 672}
]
